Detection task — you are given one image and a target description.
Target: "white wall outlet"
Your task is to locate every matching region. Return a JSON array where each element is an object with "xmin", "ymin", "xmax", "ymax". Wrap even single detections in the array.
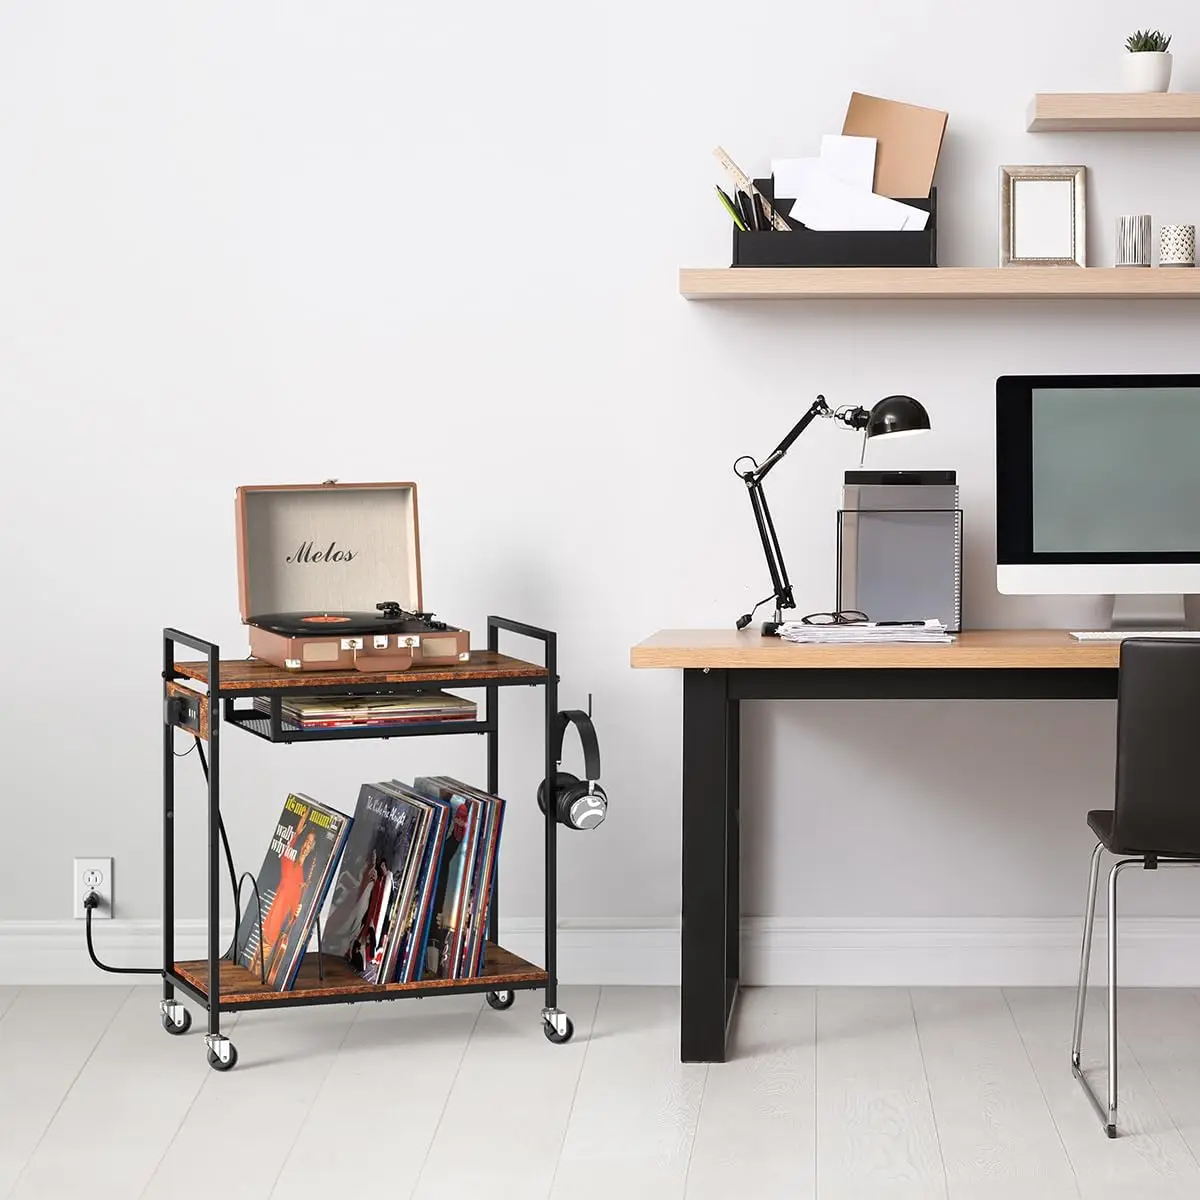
[{"xmin": 73, "ymin": 857, "xmax": 113, "ymax": 919}]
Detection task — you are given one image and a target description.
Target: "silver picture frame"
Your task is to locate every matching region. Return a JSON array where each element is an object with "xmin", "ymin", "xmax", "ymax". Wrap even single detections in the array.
[{"xmin": 999, "ymin": 165, "xmax": 1086, "ymax": 267}]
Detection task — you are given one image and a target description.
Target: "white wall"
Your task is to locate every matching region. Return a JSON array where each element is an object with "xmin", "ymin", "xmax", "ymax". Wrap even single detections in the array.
[{"xmin": 4, "ymin": 1, "xmax": 1200, "ymax": 973}]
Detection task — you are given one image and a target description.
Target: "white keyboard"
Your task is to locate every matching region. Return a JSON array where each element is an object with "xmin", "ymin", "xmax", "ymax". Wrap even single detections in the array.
[{"xmin": 1070, "ymin": 630, "xmax": 1200, "ymax": 641}]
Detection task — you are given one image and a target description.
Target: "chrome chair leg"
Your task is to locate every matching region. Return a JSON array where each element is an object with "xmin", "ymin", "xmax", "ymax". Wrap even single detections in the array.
[
  {"xmin": 1072, "ymin": 851, "xmax": 1200, "ymax": 1137},
  {"xmin": 1071, "ymin": 841, "xmax": 1104, "ymax": 1072},
  {"xmin": 1074, "ymin": 856, "xmax": 1140, "ymax": 1138},
  {"xmin": 1105, "ymin": 860, "xmax": 1123, "ymax": 1137}
]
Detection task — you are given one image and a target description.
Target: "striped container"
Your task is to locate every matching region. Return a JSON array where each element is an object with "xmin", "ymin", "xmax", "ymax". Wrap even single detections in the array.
[{"xmin": 1116, "ymin": 214, "xmax": 1152, "ymax": 267}]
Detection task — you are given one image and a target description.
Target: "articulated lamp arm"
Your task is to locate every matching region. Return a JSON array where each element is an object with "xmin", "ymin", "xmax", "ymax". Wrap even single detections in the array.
[{"xmin": 733, "ymin": 396, "xmax": 875, "ymax": 635}]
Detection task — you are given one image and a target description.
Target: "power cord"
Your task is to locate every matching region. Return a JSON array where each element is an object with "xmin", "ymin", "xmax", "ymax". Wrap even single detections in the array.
[
  {"xmin": 83, "ymin": 733, "xmax": 246, "ymax": 975},
  {"xmin": 84, "ymin": 892, "xmax": 160, "ymax": 977},
  {"xmin": 194, "ymin": 739, "xmax": 247, "ymax": 957}
]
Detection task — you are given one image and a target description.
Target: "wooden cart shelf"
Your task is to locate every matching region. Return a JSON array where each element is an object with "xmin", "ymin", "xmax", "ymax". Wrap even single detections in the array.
[
  {"xmin": 172, "ymin": 945, "xmax": 548, "ymax": 1010},
  {"xmin": 174, "ymin": 649, "xmax": 548, "ymax": 692}
]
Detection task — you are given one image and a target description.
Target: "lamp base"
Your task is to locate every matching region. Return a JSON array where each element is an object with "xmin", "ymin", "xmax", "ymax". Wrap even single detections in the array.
[{"xmin": 761, "ymin": 621, "xmax": 783, "ymax": 637}]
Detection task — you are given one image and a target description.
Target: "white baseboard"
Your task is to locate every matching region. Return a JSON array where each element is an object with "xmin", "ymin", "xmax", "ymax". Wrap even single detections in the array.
[
  {"xmin": 4, "ymin": 916, "xmax": 1200, "ymax": 987},
  {"xmin": 741, "ymin": 917, "xmax": 1200, "ymax": 987}
]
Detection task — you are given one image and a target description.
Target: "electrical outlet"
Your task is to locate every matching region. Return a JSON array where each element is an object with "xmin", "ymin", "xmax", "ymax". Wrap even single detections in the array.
[{"xmin": 73, "ymin": 857, "xmax": 113, "ymax": 919}]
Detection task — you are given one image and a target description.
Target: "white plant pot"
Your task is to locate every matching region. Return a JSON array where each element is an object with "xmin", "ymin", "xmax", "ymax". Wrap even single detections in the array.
[{"xmin": 1122, "ymin": 51, "xmax": 1172, "ymax": 92}]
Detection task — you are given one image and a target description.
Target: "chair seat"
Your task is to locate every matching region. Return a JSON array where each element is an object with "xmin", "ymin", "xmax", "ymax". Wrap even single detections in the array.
[{"xmin": 1088, "ymin": 808, "xmax": 1200, "ymax": 858}]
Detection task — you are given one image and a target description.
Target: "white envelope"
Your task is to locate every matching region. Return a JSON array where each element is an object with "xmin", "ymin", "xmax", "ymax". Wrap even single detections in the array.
[
  {"xmin": 819, "ymin": 134, "xmax": 877, "ymax": 191},
  {"xmin": 789, "ymin": 172, "xmax": 929, "ymax": 232},
  {"xmin": 770, "ymin": 157, "xmax": 822, "ymax": 202}
]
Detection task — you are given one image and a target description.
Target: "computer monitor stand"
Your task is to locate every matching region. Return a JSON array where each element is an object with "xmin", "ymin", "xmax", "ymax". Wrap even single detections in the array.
[{"xmin": 1110, "ymin": 593, "xmax": 1188, "ymax": 630}]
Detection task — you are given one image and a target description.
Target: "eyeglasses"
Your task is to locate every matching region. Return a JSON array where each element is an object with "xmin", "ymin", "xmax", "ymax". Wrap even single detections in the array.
[{"xmin": 800, "ymin": 610, "xmax": 868, "ymax": 626}]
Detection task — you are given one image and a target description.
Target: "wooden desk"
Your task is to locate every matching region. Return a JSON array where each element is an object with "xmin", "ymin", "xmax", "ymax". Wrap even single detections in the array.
[{"xmin": 630, "ymin": 629, "xmax": 1120, "ymax": 1062}]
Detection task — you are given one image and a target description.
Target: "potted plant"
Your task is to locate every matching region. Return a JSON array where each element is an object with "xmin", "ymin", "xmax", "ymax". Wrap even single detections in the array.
[{"xmin": 1122, "ymin": 29, "xmax": 1173, "ymax": 92}]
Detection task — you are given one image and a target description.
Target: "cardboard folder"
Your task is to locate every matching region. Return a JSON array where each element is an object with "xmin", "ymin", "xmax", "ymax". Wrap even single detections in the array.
[{"xmin": 842, "ymin": 92, "xmax": 947, "ymax": 199}]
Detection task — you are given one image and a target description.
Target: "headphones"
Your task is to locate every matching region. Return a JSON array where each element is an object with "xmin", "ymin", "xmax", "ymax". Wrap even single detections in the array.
[{"xmin": 537, "ymin": 709, "xmax": 608, "ymax": 831}]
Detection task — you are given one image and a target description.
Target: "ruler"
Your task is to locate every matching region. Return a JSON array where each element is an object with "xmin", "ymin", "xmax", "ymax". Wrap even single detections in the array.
[{"xmin": 713, "ymin": 146, "xmax": 790, "ymax": 232}]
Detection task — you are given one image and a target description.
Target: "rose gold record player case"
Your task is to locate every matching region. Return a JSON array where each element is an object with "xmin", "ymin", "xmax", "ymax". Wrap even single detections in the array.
[{"xmin": 235, "ymin": 481, "xmax": 470, "ymax": 672}]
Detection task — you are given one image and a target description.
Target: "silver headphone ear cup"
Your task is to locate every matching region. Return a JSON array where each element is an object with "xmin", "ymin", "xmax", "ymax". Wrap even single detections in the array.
[{"xmin": 566, "ymin": 784, "xmax": 607, "ymax": 830}]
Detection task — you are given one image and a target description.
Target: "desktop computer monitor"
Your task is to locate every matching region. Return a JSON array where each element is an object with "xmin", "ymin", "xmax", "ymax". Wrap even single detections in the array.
[{"xmin": 996, "ymin": 374, "xmax": 1200, "ymax": 628}]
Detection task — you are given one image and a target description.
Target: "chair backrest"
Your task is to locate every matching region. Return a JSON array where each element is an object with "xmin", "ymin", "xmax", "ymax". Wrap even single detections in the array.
[{"xmin": 1114, "ymin": 638, "xmax": 1200, "ymax": 856}]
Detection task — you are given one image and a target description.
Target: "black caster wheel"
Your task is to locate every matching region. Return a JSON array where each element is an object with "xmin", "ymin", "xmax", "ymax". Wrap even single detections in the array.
[
  {"xmin": 162, "ymin": 1008, "xmax": 192, "ymax": 1035},
  {"xmin": 543, "ymin": 1016, "xmax": 574, "ymax": 1045},
  {"xmin": 206, "ymin": 1043, "xmax": 239, "ymax": 1072},
  {"xmin": 486, "ymin": 990, "xmax": 515, "ymax": 1011}
]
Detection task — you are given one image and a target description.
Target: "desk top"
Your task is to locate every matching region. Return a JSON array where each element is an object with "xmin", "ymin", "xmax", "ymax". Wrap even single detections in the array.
[{"xmin": 630, "ymin": 629, "xmax": 1121, "ymax": 670}]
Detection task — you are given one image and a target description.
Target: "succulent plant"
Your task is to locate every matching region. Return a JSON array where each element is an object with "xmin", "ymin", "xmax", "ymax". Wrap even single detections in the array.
[{"xmin": 1125, "ymin": 29, "xmax": 1172, "ymax": 53}]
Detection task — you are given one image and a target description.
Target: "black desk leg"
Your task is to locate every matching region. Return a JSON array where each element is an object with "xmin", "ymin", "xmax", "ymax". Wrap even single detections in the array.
[{"xmin": 681, "ymin": 668, "xmax": 739, "ymax": 1062}]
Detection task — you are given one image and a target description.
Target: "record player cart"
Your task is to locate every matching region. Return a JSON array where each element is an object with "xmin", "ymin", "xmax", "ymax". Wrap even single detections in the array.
[{"xmin": 160, "ymin": 616, "xmax": 572, "ymax": 1071}]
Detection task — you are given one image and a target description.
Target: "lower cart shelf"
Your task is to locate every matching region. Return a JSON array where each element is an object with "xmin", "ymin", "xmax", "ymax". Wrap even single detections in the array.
[{"xmin": 171, "ymin": 943, "xmax": 548, "ymax": 1010}]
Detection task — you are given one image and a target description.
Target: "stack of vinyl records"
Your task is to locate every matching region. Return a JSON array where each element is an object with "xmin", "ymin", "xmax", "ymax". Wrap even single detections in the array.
[
  {"xmin": 233, "ymin": 778, "xmax": 505, "ymax": 990},
  {"xmin": 322, "ymin": 779, "xmax": 505, "ymax": 984},
  {"xmin": 252, "ymin": 690, "xmax": 477, "ymax": 729}
]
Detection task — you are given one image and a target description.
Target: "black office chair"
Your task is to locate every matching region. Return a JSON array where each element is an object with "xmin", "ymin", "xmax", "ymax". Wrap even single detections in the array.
[{"xmin": 1072, "ymin": 638, "xmax": 1200, "ymax": 1137}]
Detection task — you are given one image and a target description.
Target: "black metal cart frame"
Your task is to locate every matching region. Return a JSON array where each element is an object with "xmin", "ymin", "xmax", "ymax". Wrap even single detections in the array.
[{"xmin": 160, "ymin": 615, "xmax": 571, "ymax": 1069}]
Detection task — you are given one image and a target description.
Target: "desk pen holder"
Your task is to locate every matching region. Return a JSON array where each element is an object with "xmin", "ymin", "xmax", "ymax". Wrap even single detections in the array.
[{"xmin": 733, "ymin": 182, "xmax": 937, "ymax": 268}]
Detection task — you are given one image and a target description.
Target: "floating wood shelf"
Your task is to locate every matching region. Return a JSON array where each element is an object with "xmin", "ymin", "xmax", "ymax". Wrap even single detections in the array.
[
  {"xmin": 679, "ymin": 267, "xmax": 1200, "ymax": 300},
  {"xmin": 1026, "ymin": 92, "xmax": 1200, "ymax": 131}
]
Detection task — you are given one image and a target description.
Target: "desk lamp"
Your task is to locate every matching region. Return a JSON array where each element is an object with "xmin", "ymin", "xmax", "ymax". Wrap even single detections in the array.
[{"xmin": 734, "ymin": 393, "xmax": 931, "ymax": 636}]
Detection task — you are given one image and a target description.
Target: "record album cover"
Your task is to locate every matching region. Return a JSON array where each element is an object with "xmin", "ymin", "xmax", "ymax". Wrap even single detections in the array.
[
  {"xmin": 405, "ymin": 781, "xmax": 476, "ymax": 979},
  {"xmin": 323, "ymin": 783, "xmax": 430, "ymax": 983},
  {"xmin": 233, "ymin": 793, "xmax": 351, "ymax": 991},
  {"xmin": 384, "ymin": 781, "xmax": 451, "ymax": 982},
  {"xmin": 415, "ymin": 777, "xmax": 505, "ymax": 977}
]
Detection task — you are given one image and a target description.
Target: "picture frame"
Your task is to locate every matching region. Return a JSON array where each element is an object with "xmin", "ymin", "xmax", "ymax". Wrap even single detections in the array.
[{"xmin": 999, "ymin": 165, "xmax": 1086, "ymax": 267}]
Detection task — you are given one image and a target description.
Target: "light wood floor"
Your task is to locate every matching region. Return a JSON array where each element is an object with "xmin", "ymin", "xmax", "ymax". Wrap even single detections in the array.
[{"xmin": 4, "ymin": 985, "xmax": 1200, "ymax": 1198}]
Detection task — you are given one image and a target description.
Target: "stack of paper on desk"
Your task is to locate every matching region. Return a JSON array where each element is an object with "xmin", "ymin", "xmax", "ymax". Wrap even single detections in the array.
[{"xmin": 778, "ymin": 619, "xmax": 953, "ymax": 645}]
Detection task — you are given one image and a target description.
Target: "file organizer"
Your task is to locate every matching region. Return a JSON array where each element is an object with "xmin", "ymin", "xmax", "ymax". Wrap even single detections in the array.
[
  {"xmin": 836, "ymin": 471, "xmax": 962, "ymax": 631},
  {"xmin": 732, "ymin": 181, "xmax": 937, "ymax": 268}
]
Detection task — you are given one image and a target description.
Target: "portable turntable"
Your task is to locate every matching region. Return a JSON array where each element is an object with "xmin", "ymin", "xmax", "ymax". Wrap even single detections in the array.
[{"xmin": 235, "ymin": 482, "xmax": 470, "ymax": 672}]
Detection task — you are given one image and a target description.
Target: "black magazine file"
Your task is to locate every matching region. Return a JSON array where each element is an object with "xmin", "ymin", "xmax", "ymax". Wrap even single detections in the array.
[{"xmin": 733, "ymin": 180, "xmax": 937, "ymax": 268}]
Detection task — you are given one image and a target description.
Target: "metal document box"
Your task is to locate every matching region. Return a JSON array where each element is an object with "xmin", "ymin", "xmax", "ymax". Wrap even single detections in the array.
[{"xmin": 837, "ymin": 470, "xmax": 962, "ymax": 631}]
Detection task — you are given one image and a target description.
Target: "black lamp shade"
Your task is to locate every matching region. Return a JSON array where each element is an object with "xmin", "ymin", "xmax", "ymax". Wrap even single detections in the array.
[{"xmin": 866, "ymin": 394, "xmax": 931, "ymax": 439}]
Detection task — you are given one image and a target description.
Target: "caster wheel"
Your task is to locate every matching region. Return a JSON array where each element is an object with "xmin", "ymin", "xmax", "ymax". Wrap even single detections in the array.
[
  {"xmin": 543, "ymin": 1016, "xmax": 574, "ymax": 1045},
  {"xmin": 486, "ymin": 990, "xmax": 515, "ymax": 1011},
  {"xmin": 162, "ymin": 1007, "xmax": 192, "ymax": 1036},
  {"xmin": 206, "ymin": 1043, "xmax": 239, "ymax": 1072}
]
